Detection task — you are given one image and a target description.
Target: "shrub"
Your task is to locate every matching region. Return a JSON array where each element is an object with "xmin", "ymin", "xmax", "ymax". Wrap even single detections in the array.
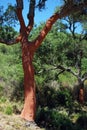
[
  {"xmin": 0, "ymin": 96, "xmax": 7, "ymax": 103},
  {"xmin": 36, "ymin": 85, "xmax": 73, "ymax": 109},
  {"xmin": 36, "ymin": 85, "xmax": 58, "ymax": 108},
  {"xmin": 57, "ymin": 87, "xmax": 73, "ymax": 108},
  {"xmin": 75, "ymin": 113, "xmax": 87, "ymax": 130},
  {"xmin": 0, "ymin": 85, "xmax": 4, "ymax": 97},
  {"xmin": 4, "ymin": 106, "xmax": 13, "ymax": 115},
  {"xmin": 36, "ymin": 107, "xmax": 73, "ymax": 130}
]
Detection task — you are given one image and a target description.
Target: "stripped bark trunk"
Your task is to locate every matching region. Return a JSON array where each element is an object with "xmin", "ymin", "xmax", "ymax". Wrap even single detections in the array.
[
  {"xmin": 78, "ymin": 82, "xmax": 84, "ymax": 104},
  {"xmin": 79, "ymin": 88, "xmax": 84, "ymax": 104},
  {"xmin": 20, "ymin": 39, "xmax": 36, "ymax": 121},
  {"xmin": 20, "ymin": 13, "xmax": 60, "ymax": 121},
  {"xmin": 17, "ymin": 13, "xmax": 59, "ymax": 121}
]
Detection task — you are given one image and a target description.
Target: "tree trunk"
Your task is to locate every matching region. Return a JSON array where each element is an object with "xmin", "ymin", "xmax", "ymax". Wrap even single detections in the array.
[
  {"xmin": 79, "ymin": 88, "xmax": 84, "ymax": 104},
  {"xmin": 78, "ymin": 82, "xmax": 84, "ymax": 104},
  {"xmin": 20, "ymin": 40, "xmax": 36, "ymax": 121},
  {"xmin": 19, "ymin": 13, "xmax": 60, "ymax": 121},
  {"xmin": 16, "ymin": 9, "xmax": 60, "ymax": 122}
]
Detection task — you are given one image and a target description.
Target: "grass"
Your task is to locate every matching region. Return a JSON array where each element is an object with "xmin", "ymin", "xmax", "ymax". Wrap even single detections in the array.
[
  {"xmin": 1, "ymin": 99, "xmax": 87, "ymax": 130},
  {"xmin": 0, "ymin": 111, "xmax": 45, "ymax": 130}
]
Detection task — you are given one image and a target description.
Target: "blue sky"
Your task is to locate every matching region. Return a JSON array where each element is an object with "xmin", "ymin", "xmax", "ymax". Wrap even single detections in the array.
[
  {"xmin": 1, "ymin": 0, "xmax": 82, "ymax": 33},
  {"xmin": 1, "ymin": 0, "xmax": 63, "ymax": 31}
]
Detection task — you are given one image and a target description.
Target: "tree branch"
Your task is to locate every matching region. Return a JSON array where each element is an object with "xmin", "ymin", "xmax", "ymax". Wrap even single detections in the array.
[
  {"xmin": 45, "ymin": 64, "xmax": 78, "ymax": 78},
  {"xmin": 57, "ymin": 70, "xmax": 65, "ymax": 76},
  {"xmin": 16, "ymin": 0, "xmax": 26, "ymax": 33},
  {"xmin": 27, "ymin": 0, "xmax": 35, "ymax": 34},
  {"xmin": 82, "ymin": 77, "xmax": 87, "ymax": 82},
  {"xmin": 59, "ymin": 1, "xmax": 87, "ymax": 18},
  {"xmin": 0, "ymin": 34, "xmax": 21, "ymax": 45},
  {"xmin": 82, "ymin": 72, "xmax": 87, "ymax": 82},
  {"xmin": 56, "ymin": 65, "xmax": 78, "ymax": 77},
  {"xmin": 32, "ymin": 1, "xmax": 87, "ymax": 50},
  {"xmin": 33, "ymin": 13, "xmax": 60, "ymax": 49}
]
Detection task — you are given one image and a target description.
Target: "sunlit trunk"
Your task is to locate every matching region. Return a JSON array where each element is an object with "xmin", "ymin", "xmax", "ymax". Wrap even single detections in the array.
[
  {"xmin": 18, "ymin": 11, "xmax": 60, "ymax": 122},
  {"xmin": 20, "ymin": 41, "xmax": 36, "ymax": 121}
]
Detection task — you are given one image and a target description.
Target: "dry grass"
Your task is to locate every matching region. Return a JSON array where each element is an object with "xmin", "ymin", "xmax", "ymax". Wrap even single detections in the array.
[
  {"xmin": 0, "ymin": 112, "xmax": 45, "ymax": 130},
  {"xmin": 0, "ymin": 99, "xmax": 45, "ymax": 130}
]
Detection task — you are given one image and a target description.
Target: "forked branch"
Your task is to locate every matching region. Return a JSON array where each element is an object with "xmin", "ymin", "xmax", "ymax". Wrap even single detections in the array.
[
  {"xmin": 33, "ymin": 1, "xmax": 87, "ymax": 50},
  {"xmin": 27, "ymin": 0, "xmax": 35, "ymax": 34},
  {"xmin": 16, "ymin": 0, "xmax": 26, "ymax": 33}
]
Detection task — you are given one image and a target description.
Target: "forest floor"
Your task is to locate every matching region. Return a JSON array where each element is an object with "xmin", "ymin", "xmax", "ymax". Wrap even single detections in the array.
[
  {"xmin": 0, "ymin": 112, "xmax": 45, "ymax": 130},
  {"xmin": 0, "ymin": 100, "xmax": 87, "ymax": 130}
]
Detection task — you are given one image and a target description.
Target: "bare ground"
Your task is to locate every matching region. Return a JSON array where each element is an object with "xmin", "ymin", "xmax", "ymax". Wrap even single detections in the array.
[{"xmin": 0, "ymin": 112, "xmax": 45, "ymax": 130}]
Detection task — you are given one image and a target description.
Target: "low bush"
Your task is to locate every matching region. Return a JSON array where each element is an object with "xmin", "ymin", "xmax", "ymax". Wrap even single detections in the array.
[
  {"xmin": 36, "ymin": 85, "xmax": 73, "ymax": 110},
  {"xmin": 75, "ymin": 113, "xmax": 87, "ymax": 130},
  {"xmin": 36, "ymin": 107, "xmax": 73, "ymax": 130},
  {"xmin": 4, "ymin": 106, "xmax": 13, "ymax": 115}
]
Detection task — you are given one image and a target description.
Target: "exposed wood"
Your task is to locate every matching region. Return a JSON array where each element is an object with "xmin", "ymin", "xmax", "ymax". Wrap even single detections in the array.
[{"xmin": 33, "ymin": 13, "xmax": 60, "ymax": 50}]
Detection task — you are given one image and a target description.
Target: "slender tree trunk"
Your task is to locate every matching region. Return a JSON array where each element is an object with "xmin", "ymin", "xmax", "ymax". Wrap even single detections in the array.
[
  {"xmin": 79, "ymin": 87, "xmax": 84, "ymax": 104},
  {"xmin": 20, "ymin": 39, "xmax": 36, "ymax": 121},
  {"xmin": 16, "ymin": 8, "xmax": 60, "ymax": 121},
  {"xmin": 78, "ymin": 81, "xmax": 84, "ymax": 104},
  {"xmin": 19, "ymin": 14, "xmax": 61, "ymax": 121}
]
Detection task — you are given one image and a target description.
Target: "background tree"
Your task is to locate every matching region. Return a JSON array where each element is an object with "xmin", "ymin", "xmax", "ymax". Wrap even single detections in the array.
[{"xmin": 48, "ymin": 10, "xmax": 87, "ymax": 103}]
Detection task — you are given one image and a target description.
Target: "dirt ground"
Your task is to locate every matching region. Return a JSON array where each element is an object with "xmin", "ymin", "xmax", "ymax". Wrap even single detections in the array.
[{"xmin": 0, "ymin": 112, "xmax": 45, "ymax": 130}]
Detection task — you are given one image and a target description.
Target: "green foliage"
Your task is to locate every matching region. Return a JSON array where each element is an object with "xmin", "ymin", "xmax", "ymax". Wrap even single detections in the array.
[
  {"xmin": 0, "ymin": 44, "xmax": 22, "ymax": 80},
  {"xmin": 3, "ymin": 4, "xmax": 18, "ymax": 26},
  {"xmin": 57, "ymin": 87, "xmax": 73, "ymax": 108},
  {"xmin": 37, "ymin": 85, "xmax": 58, "ymax": 108},
  {"xmin": 82, "ymin": 58, "xmax": 87, "ymax": 70},
  {"xmin": 4, "ymin": 106, "xmax": 13, "ymax": 115},
  {"xmin": 0, "ymin": 96, "xmax": 7, "ymax": 103},
  {"xmin": 36, "ymin": 85, "xmax": 73, "ymax": 109},
  {"xmin": 36, "ymin": 107, "xmax": 73, "ymax": 130},
  {"xmin": 0, "ymin": 26, "xmax": 18, "ymax": 42},
  {"xmin": 58, "ymin": 71, "xmax": 77, "ymax": 86},
  {"xmin": 0, "ymin": 85, "xmax": 4, "ymax": 96},
  {"xmin": 75, "ymin": 113, "xmax": 87, "ymax": 130},
  {"xmin": 0, "ymin": 4, "xmax": 18, "ymax": 27},
  {"xmin": 0, "ymin": 43, "xmax": 23, "ymax": 100},
  {"xmin": 37, "ymin": 0, "xmax": 47, "ymax": 10}
]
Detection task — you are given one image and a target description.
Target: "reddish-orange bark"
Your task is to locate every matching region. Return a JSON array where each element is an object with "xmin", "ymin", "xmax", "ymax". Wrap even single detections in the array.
[
  {"xmin": 79, "ymin": 88, "xmax": 84, "ymax": 104},
  {"xmin": 20, "ymin": 40, "xmax": 36, "ymax": 121},
  {"xmin": 18, "ymin": 12, "xmax": 60, "ymax": 121}
]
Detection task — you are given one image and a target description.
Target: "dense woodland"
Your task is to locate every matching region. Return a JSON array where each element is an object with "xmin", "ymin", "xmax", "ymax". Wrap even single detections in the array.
[{"xmin": 0, "ymin": 0, "xmax": 87, "ymax": 130}]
